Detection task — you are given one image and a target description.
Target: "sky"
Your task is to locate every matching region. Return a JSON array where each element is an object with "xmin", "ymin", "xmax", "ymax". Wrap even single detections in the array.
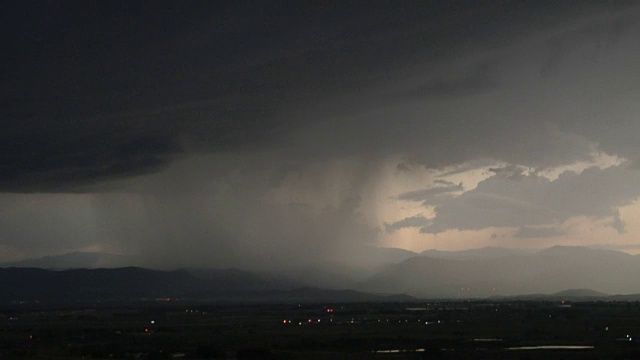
[{"xmin": 2, "ymin": 1, "xmax": 640, "ymax": 270}]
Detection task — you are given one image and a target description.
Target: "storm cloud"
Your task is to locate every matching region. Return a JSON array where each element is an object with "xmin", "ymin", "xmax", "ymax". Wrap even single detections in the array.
[{"xmin": 3, "ymin": 1, "xmax": 640, "ymax": 266}]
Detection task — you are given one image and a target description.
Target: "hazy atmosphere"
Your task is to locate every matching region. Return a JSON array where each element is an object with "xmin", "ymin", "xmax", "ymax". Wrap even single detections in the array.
[{"xmin": 3, "ymin": 1, "xmax": 640, "ymax": 271}]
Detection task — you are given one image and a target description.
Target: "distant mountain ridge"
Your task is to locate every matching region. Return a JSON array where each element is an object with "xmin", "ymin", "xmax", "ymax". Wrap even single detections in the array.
[
  {"xmin": 420, "ymin": 246, "xmax": 529, "ymax": 260},
  {"xmin": 0, "ymin": 267, "xmax": 414, "ymax": 306},
  {"xmin": 0, "ymin": 246, "xmax": 418, "ymax": 272},
  {"xmin": 0, "ymin": 267, "xmax": 204, "ymax": 304},
  {"xmin": 3, "ymin": 246, "xmax": 640, "ymax": 303},
  {"xmin": 0, "ymin": 251, "xmax": 132, "ymax": 269},
  {"xmin": 488, "ymin": 288, "xmax": 610, "ymax": 301},
  {"xmin": 552, "ymin": 288, "xmax": 609, "ymax": 297},
  {"xmin": 361, "ymin": 246, "xmax": 640, "ymax": 298}
]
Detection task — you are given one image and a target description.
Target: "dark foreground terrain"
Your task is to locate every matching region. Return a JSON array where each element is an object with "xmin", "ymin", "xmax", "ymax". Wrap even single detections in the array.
[{"xmin": 2, "ymin": 300, "xmax": 640, "ymax": 359}]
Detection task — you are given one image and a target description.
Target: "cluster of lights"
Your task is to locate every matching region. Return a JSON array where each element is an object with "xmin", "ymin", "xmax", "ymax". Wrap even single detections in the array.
[
  {"xmin": 282, "ymin": 317, "xmax": 447, "ymax": 326},
  {"xmin": 282, "ymin": 319, "xmax": 322, "ymax": 325}
]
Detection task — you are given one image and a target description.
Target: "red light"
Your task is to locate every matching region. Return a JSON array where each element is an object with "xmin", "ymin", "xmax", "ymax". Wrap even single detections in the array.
[{"xmin": 283, "ymin": 320, "xmax": 287, "ymax": 324}]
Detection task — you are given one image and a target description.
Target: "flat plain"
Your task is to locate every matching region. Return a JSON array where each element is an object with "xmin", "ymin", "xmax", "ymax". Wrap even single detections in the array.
[{"xmin": 2, "ymin": 300, "xmax": 640, "ymax": 359}]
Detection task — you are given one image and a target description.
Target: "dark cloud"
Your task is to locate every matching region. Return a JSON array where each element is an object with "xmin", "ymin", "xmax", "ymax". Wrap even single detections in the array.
[
  {"xmin": 396, "ymin": 163, "xmax": 412, "ymax": 173},
  {"xmin": 4, "ymin": 1, "xmax": 639, "ymax": 192},
  {"xmin": 400, "ymin": 62, "xmax": 499, "ymax": 99},
  {"xmin": 384, "ymin": 215, "xmax": 431, "ymax": 233},
  {"xmin": 488, "ymin": 165, "xmax": 529, "ymax": 180},
  {"xmin": 3, "ymin": 1, "xmax": 640, "ymax": 267},
  {"xmin": 514, "ymin": 226, "xmax": 566, "ymax": 239},
  {"xmin": 397, "ymin": 184, "xmax": 464, "ymax": 206},
  {"xmin": 435, "ymin": 160, "xmax": 495, "ymax": 178},
  {"xmin": 434, "ymin": 179, "xmax": 455, "ymax": 186},
  {"xmin": 1, "ymin": 124, "xmax": 181, "ymax": 192},
  {"xmin": 609, "ymin": 211, "xmax": 626, "ymax": 234}
]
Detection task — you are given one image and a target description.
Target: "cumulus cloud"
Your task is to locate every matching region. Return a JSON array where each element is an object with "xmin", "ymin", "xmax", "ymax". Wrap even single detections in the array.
[{"xmin": 417, "ymin": 164, "xmax": 640, "ymax": 234}]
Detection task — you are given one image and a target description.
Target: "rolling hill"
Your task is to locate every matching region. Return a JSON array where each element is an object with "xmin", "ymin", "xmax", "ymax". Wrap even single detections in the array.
[{"xmin": 0, "ymin": 266, "xmax": 413, "ymax": 306}]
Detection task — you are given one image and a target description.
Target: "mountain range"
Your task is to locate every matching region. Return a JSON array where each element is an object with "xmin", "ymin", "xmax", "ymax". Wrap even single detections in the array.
[
  {"xmin": 2, "ymin": 246, "xmax": 639, "ymax": 304},
  {"xmin": 360, "ymin": 246, "xmax": 640, "ymax": 298},
  {"xmin": 0, "ymin": 251, "xmax": 132, "ymax": 269},
  {"xmin": 0, "ymin": 266, "xmax": 415, "ymax": 306}
]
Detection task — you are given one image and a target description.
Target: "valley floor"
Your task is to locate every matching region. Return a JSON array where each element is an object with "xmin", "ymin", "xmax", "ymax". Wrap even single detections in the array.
[{"xmin": 1, "ymin": 300, "xmax": 639, "ymax": 359}]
